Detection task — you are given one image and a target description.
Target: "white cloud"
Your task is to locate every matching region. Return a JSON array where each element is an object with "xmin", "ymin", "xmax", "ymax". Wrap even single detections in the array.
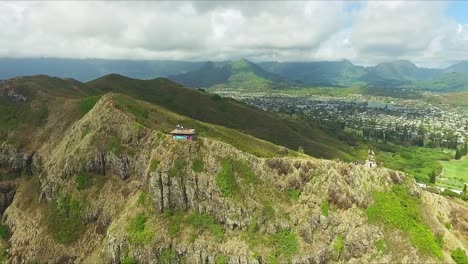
[
  {"xmin": 0, "ymin": 1, "xmax": 466, "ymax": 67},
  {"xmin": 348, "ymin": 1, "xmax": 463, "ymax": 67}
]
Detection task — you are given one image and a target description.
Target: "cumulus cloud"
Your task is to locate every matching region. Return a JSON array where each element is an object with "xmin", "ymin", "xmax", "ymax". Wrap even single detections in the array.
[
  {"xmin": 348, "ymin": 1, "xmax": 462, "ymax": 66},
  {"xmin": 0, "ymin": 1, "xmax": 466, "ymax": 67}
]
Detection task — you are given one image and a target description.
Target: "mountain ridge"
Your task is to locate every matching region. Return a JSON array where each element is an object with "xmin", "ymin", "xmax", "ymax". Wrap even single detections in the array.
[
  {"xmin": 0, "ymin": 92, "xmax": 466, "ymax": 263},
  {"xmin": 2, "ymin": 58, "xmax": 468, "ymax": 92},
  {"xmin": 168, "ymin": 58, "xmax": 292, "ymax": 90}
]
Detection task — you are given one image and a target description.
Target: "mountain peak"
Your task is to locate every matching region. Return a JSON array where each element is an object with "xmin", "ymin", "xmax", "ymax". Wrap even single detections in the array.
[
  {"xmin": 377, "ymin": 60, "xmax": 417, "ymax": 68},
  {"xmin": 202, "ymin": 61, "xmax": 216, "ymax": 69},
  {"xmin": 230, "ymin": 58, "xmax": 255, "ymax": 69}
]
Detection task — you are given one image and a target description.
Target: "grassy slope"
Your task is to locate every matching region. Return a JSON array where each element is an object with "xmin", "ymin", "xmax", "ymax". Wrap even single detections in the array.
[
  {"xmin": 0, "ymin": 76, "xmax": 97, "ymax": 149},
  {"xmin": 259, "ymin": 60, "xmax": 368, "ymax": 87},
  {"xmin": 111, "ymin": 93, "xmax": 301, "ymax": 158},
  {"xmin": 439, "ymin": 156, "xmax": 468, "ymax": 190},
  {"xmin": 374, "ymin": 143, "xmax": 452, "ymax": 183},
  {"xmin": 415, "ymin": 72, "xmax": 468, "ymax": 92},
  {"xmin": 87, "ymin": 74, "xmax": 355, "ymax": 160}
]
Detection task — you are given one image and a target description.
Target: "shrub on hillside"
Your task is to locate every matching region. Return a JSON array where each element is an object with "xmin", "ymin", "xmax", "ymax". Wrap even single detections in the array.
[
  {"xmin": 452, "ymin": 248, "xmax": 468, "ymax": 264},
  {"xmin": 266, "ymin": 158, "xmax": 293, "ymax": 175},
  {"xmin": 366, "ymin": 185, "xmax": 442, "ymax": 258}
]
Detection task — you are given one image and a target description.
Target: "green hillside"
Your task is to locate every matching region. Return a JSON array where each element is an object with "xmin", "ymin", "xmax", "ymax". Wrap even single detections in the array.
[
  {"xmin": 364, "ymin": 61, "xmax": 440, "ymax": 82},
  {"xmin": 259, "ymin": 60, "xmax": 367, "ymax": 87},
  {"xmin": 88, "ymin": 74, "xmax": 355, "ymax": 160},
  {"xmin": 0, "ymin": 76, "xmax": 99, "ymax": 148},
  {"xmin": 0, "ymin": 91, "xmax": 463, "ymax": 263},
  {"xmin": 0, "ymin": 58, "xmax": 204, "ymax": 81},
  {"xmin": 445, "ymin": 61, "xmax": 468, "ymax": 75},
  {"xmin": 415, "ymin": 72, "xmax": 468, "ymax": 92},
  {"xmin": 169, "ymin": 59, "xmax": 294, "ymax": 90},
  {"xmin": 111, "ymin": 93, "xmax": 300, "ymax": 158},
  {"xmin": 439, "ymin": 157, "xmax": 468, "ymax": 191},
  {"xmin": 1, "ymin": 74, "xmax": 355, "ymax": 160}
]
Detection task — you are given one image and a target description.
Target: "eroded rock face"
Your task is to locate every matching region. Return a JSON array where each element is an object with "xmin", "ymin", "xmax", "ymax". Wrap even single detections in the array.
[
  {"xmin": 0, "ymin": 82, "xmax": 28, "ymax": 103},
  {"xmin": 0, "ymin": 182, "xmax": 16, "ymax": 214},
  {"xmin": 0, "ymin": 144, "xmax": 34, "ymax": 173},
  {"xmin": 7, "ymin": 89, "xmax": 27, "ymax": 103},
  {"xmin": 87, "ymin": 152, "xmax": 132, "ymax": 180}
]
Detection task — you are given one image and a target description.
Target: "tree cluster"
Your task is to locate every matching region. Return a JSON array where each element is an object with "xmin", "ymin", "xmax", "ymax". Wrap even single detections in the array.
[{"xmin": 455, "ymin": 142, "xmax": 468, "ymax": 160}]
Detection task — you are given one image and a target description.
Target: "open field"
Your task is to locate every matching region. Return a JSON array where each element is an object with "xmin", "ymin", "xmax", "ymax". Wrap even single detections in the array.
[{"xmin": 438, "ymin": 156, "xmax": 468, "ymax": 191}]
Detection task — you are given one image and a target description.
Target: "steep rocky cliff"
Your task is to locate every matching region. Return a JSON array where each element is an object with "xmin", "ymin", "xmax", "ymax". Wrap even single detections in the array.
[{"xmin": 0, "ymin": 95, "xmax": 466, "ymax": 264}]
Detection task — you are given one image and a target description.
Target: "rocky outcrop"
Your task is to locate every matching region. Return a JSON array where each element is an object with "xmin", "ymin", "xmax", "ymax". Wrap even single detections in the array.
[
  {"xmin": 0, "ymin": 182, "xmax": 16, "ymax": 214},
  {"xmin": 0, "ymin": 95, "xmax": 466, "ymax": 264},
  {"xmin": 0, "ymin": 143, "xmax": 34, "ymax": 173},
  {"xmin": 0, "ymin": 81, "xmax": 28, "ymax": 103}
]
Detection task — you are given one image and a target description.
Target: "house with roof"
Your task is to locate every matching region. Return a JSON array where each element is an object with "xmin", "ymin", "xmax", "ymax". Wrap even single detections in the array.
[{"xmin": 169, "ymin": 126, "xmax": 196, "ymax": 141}]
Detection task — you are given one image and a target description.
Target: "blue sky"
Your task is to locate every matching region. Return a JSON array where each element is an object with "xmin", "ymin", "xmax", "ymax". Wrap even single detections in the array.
[{"xmin": 447, "ymin": 1, "xmax": 468, "ymax": 23}]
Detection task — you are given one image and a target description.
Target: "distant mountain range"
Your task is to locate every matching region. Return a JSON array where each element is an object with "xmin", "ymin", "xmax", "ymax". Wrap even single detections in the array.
[
  {"xmin": 0, "ymin": 58, "xmax": 203, "ymax": 82},
  {"xmin": 1, "ymin": 57, "xmax": 468, "ymax": 91},
  {"xmin": 261, "ymin": 60, "xmax": 468, "ymax": 91},
  {"xmin": 172, "ymin": 59, "xmax": 468, "ymax": 92},
  {"xmin": 168, "ymin": 59, "xmax": 294, "ymax": 90}
]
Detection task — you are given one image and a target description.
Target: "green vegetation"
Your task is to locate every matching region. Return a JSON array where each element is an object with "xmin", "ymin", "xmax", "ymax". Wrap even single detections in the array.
[
  {"xmin": 0, "ymin": 225, "xmax": 9, "ymax": 240},
  {"xmin": 376, "ymin": 144, "xmax": 451, "ymax": 183},
  {"xmin": 216, "ymin": 255, "xmax": 228, "ymax": 264},
  {"xmin": 33, "ymin": 105, "xmax": 49, "ymax": 126},
  {"xmin": 321, "ymin": 200, "xmax": 329, "ymax": 217},
  {"xmin": 158, "ymin": 248, "xmax": 179, "ymax": 263},
  {"xmin": 243, "ymin": 228, "xmax": 298, "ymax": 263},
  {"xmin": 451, "ymin": 248, "xmax": 468, "ymax": 264},
  {"xmin": 282, "ymin": 86, "xmax": 363, "ymax": 97},
  {"xmin": 114, "ymin": 96, "xmax": 149, "ymax": 123},
  {"xmin": 137, "ymin": 191, "xmax": 149, "ymax": 206},
  {"xmin": 375, "ymin": 239, "xmax": 387, "ymax": 253},
  {"xmin": 416, "ymin": 72, "xmax": 468, "ymax": 92},
  {"xmin": 262, "ymin": 201, "xmax": 275, "ymax": 220},
  {"xmin": 78, "ymin": 95, "xmax": 102, "ymax": 117},
  {"xmin": 366, "ymin": 185, "xmax": 442, "ymax": 258},
  {"xmin": 127, "ymin": 213, "xmax": 154, "ymax": 245},
  {"xmin": 0, "ymin": 244, "xmax": 7, "ymax": 263},
  {"xmin": 165, "ymin": 212, "xmax": 224, "ymax": 241},
  {"xmin": 76, "ymin": 173, "xmax": 92, "ymax": 190},
  {"xmin": 216, "ymin": 159, "xmax": 236, "ymax": 197},
  {"xmin": 186, "ymin": 213, "xmax": 224, "ymax": 241},
  {"xmin": 45, "ymin": 194, "xmax": 85, "ymax": 244},
  {"xmin": 172, "ymin": 59, "xmax": 288, "ymax": 91},
  {"xmin": 107, "ymin": 136, "xmax": 123, "ymax": 155},
  {"xmin": 216, "ymin": 158, "xmax": 256, "ymax": 198},
  {"xmin": 88, "ymin": 76, "xmax": 356, "ymax": 161},
  {"xmin": 268, "ymin": 229, "xmax": 298, "ymax": 258},
  {"xmin": 192, "ymin": 159, "xmax": 204, "ymax": 173},
  {"xmin": 333, "ymin": 235, "xmax": 345, "ymax": 254},
  {"xmin": 149, "ymin": 159, "xmax": 160, "ymax": 172},
  {"xmin": 287, "ymin": 189, "xmax": 301, "ymax": 201},
  {"xmin": 169, "ymin": 159, "xmax": 187, "ymax": 178},
  {"xmin": 429, "ymin": 169, "xmax": 437, "ymax": 184},
  {"xmin": 0, "ymin": 102, "xmax": 19, "ymax": 133},
  {"xmin": 259, "ymin": 60, "xmax": 368, "ymax": 87},
  {"xmin": 439, "ymin": 157, "xmax": 468, "ymax": 191},
  {"xmin": 167, "ymin": 212, "xmax": 184, "ymax": 238},
  {"xmin": 121, "ymin": 255, "xmax": 137, "ymax": 264}
]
